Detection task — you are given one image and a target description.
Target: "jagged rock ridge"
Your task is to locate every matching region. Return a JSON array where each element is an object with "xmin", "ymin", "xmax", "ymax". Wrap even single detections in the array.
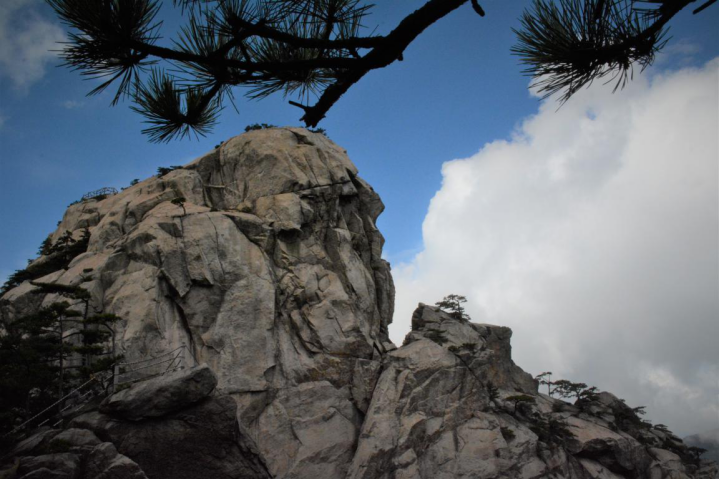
[{"xmin": 2, "ymin": 128, "xmax": 715, "ymax": 479}]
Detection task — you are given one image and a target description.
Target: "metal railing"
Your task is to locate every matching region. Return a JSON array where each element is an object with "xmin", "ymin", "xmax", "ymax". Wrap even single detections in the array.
[
  {"xmin": 113, "ymin": 345, "xmax": 195, "ymax": 390},
  {"xmin": 3, "ymin": 344, "xmax": 196, "ymax": 445},
  {"xmin": 81, "ymin": 187, "xmax": 118, "ymax": 201},
  {"xmin": 3, "ymin": 370, "xmax": 113, "ymax": 440}
]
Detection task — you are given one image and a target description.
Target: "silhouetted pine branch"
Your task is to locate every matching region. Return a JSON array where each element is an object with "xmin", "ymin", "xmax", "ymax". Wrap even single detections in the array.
[
  {"xmin": 45, "ymin": 0, "xmax": 710, "ymax": 142},
  {"xmin": 512, "ymin": 0, "xmax": 697, "ymax": 103}
]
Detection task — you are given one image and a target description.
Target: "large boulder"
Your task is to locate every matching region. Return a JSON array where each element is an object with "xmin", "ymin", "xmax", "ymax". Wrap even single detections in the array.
[
  {"xmin": 71, "ymin": 395, "xmax": 270, "ymax": 479},
  {"xmin": 100, "ymin": 364, "xmax": 217, "ymax": 420},
  {"xmin": 51, "ymin": 428, "xmax": 102, "ymax": 448}
]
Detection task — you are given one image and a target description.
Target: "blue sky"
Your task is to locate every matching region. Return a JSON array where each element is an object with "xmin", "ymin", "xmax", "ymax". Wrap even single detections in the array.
[
  {"xmin": 1, "ymin": 1, "xmax": 716, "ymax": 273},
  {"xmin": 1, "ymin": 1, "xmax": 718, "ymax": 436},
  {"xmin": 0, "ymin": 1, "xmax": 580, "ymax": 273}
]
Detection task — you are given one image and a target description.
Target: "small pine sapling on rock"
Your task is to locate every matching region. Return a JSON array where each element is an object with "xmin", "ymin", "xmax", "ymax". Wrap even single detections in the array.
[
  {"xmin": 435, "ymin": 294, "xmax": 471, "ymax": 321},
  {"xmin": 506, "ymin": 394, "xmax": 536, "ymax": 415},
  {"xmin": 122, "ymin": 179, "xmax": 140, "ymax": 191},
  {"xmin": 654, "ymin": 424, "xmax": 671, "ymax": 433},
  {"xmin": 535, "ymin": 371, "xmax": 554, "ymax": 396},
  {"xmin": 686, "ymin": 446, "xmax": 707, "ymax": 465},
  {"xmin": 500, "ymin": 427, "xmax": 516, "ymax": 442},
  {"xmin": 552, "ymin": 379, "xmax": 591, "ymax": 401},
  {"xmin": 37, "ymin": 236, "xmax": 53, "ymax": 256},
  {"xmin": 172, "ymin": 197, "xmax": 187, "ymax": 216},
  {"xmin": 578, "ymin": 386, "xmax": 600, "ymax": 402},
  {"xmin": 157, "ymin": 166, "xmax": 183, "ymax": 177},
  {"xmin": 530, "ymin": 417, "xmax": 574, "ymax": 447}
]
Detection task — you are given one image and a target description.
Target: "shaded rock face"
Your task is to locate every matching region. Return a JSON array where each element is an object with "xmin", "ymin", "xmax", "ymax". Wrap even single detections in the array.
[
  {"xmin": 8, "ymin": 427, "xmax": 148, "ymax": 479},
  {"xmin": 99, "ymin": 364, "xmax": 218, "ymax": 421},
  {"xmin": 70, "ymin": 395, "xmax": 271, "ymax": 479},
  {"xmin": 2, "ymin": 129, "xmax": 715, "ymax": 479}
]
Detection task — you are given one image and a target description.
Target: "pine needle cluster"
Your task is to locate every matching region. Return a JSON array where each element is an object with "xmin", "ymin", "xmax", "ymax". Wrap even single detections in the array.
[
  {"xmin": 47, "ymin": 0, "xmax": 385, "ymax": 141},
  {"xmin": 44, "ymin": 0, "xmax": 710, "ymax": 142},
  {"xmin": 512, "ymin": 0, "xmax": 698, "ymax": 102}
]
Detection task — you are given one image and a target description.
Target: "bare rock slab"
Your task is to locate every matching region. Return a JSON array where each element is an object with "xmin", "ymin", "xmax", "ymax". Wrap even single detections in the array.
[{"xmin": 100, "ymin": 364, "xmax": 217, "ymax": 421}]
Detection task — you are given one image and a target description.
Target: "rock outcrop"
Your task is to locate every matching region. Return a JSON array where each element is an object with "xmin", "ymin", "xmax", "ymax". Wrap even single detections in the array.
[
  {"xmin": 71, "ymin": 391, "xmax": 271, "ymax": 479},
  {"xmin": 99, "ymin": 364, "xmax": 217, "ymax": 421},
  {"xmin": 1, "ymin": 128, "xmax": 715, "ymax": 479},
  {"xmin": 5, "ymin": 427, "xmax": 148, "ymax": 479},
  {"xmin": 346, "ymin": 305, "xmax": 717, "ymax": 479}
]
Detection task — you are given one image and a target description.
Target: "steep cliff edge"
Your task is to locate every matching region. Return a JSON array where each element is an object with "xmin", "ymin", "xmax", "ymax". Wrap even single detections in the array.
[{"xmin": 1, "ymin": 129, "xmax": 715, "ymax": 479}]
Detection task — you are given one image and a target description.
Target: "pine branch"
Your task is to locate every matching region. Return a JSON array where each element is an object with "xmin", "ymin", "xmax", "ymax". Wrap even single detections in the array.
[
  {"xmin": 47, "ymin": 0, "xmax": 163, "ymax": 104},
  {"xmin": 512, "ymin": 0, "xmax": 695, "ymax": 103},
  {"xmin": 47, "ymin": 0, "xmax": 480, "ymax": 134},
  {"xmin": 47, "ymin": 0, "xmax": 707, "ymax": 138},
  {"xmin": 298, "ymin": 0, "xmax": 471, "ymax": 126},
  {"xmin": 131, "ymin": 69, "xmax": 223, "ymax": 142},
  {"xmin": 225, "ymin": 17, "xmax": 386, "ymax": 49}
]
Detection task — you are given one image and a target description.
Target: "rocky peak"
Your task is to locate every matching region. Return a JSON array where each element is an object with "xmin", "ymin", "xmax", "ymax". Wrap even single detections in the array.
[
  {"xmin": 4, "ymin": 127, "xmax": 394, "ymax": 383},
  {"xmin": 2, "ymin": 129, "xmax": 715, "ymax": 479},
  {"xmin": 405, "ymin": 303, "xmax": 537, "ymax": 394},
  {"xmin": 2, "ymin": 127, "xmax": 395, "ymax": 477},
  {"xmin": 348, "ymin": 305, "xmax": 717, "ymax": 479}
]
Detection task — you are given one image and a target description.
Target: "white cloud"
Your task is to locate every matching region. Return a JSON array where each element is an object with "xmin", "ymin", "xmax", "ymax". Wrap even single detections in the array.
[
  {"xmin": 392, "ymin": 59, "xmax": 719, "ymax": 437},
  {"xmin": 0, "ymin": 0, "xmax": 64, "ymax": 91},
  {"xmin": 655, "ymin": 39, "xmax": 703, "ymax": 68}
]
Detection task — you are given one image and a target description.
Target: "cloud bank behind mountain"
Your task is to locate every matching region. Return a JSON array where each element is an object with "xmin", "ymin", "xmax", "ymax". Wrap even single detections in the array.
[{"xmin": 391, "ymin": 58, "xmax": 719, "ymax": 437}]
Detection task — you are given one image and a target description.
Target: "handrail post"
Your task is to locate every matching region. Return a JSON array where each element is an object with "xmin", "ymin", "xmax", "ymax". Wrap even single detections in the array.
[{"xmin": 112, "ymin": 363, "xmax": 119, "ymax": 394}]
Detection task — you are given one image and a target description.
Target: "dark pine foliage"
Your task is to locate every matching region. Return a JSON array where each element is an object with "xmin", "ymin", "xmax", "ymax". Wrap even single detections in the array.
[
  {"xmin": 245, "ymin": 123, "xmax": 277, "ymax": 132},
  {"xmin": 0, "ymin": 284, "xmax": 121, "ymax": 444},
  {"xmin": 157, "ymin": 165, "xmax": 184, "ymax": 176},
  {"xmin": 512, "ymin": 0, "xmax": 708, "ymax": 103},
  {"xmin": 1, "ymin": 230, "xmax": 91, "ymax": 295},
  {"xmin": 530, "ymin": 417, "xmax": 574, "ymax": 447},
  {"xmin": 435, "ymin": 294, "xmax": 471, "ymax": 321},
  {"xmin": 44, "ymin": 0, "xmax": 710, "ymax": 142}
]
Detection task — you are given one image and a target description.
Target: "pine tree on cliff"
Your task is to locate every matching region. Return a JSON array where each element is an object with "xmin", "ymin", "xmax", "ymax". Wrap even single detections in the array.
[
  {"xmin": 45, "ymin": 0, "xmax": 713, "ymax": 142},
  {"xmin": 435, "ymin": 294, "xmax": 471, "ymax": 321},
  {"xmin": 0, "ymin": 283, "xmax": 121, "ymax": 438}
]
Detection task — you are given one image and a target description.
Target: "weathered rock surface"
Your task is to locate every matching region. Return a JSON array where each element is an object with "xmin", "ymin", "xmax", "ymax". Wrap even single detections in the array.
[
  {"xmin": 84, "ymin": 442, "xmax": 148, "ymax": 479},
  {"xmin": 2, "ymin": 128, "xmax": 714, "ymax": 479},
  {"xmin": 9, "ymin": 430, "xmax": 148, "ymax": 479},
  {"xmin": 17, "ymin": 453, "xmax": 82, "ymax": 479},
  {"xmin": 2, "ymin": 128, "xmax": 394, "ymax": 478},
  {"xmin": 99, "ymin": 364, "xmax": 217, "ymax": 420},
  {"xmin": 70, "ymin": 394, "xmax": 270, "ymax": 479},
  {"xmin": 346, "ymin": 305, "xmax": 716, "ymax": 479}
]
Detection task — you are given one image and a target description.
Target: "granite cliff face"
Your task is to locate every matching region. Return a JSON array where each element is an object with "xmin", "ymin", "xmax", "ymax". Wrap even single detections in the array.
[{"xmin": 1, "ymin": 129, "xmax": 715, "ymax": 479}]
